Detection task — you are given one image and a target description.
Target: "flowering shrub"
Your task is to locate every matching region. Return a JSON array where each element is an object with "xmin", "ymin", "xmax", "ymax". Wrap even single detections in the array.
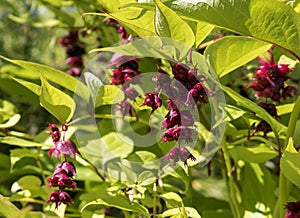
[{"xmin": 0, "ymin": 0, "xmax": 300, "ymax": 218}]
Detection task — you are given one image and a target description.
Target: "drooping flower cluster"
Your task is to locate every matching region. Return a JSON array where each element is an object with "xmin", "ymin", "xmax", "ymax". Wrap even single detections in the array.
[
  {"xmin": 46, "ymin": 123, "xmax": 79, "ymax": 208},
  {"xmin": 249, "ymin": 50, "xmax": 296, "ymax": 137},
  {"xmin": 58, "ymin": 30, "xmax": 85, "ymax": 77},
  {"xmin": 152, "ymin": 62, "xmax": 211, "ymax": 166},
  {"xmin": 109, "ymin": 53, "xmax": 141, "ymax": 120},
  {"xmin": 249, "ymin": 52, "xmax": 295, "ymax": 102},
  {"xmin": 284, "ymin": 201, "xmax": 300, "ymax": 218}
]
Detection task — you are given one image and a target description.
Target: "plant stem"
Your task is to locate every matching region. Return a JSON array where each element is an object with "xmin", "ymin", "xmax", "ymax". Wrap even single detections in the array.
[
  {"xmin": 276, "ymin": 96, "xmax": 300, "ymax": 217},
  {"xmin": 222, "ymin": 138, "xmax": 241, "ymax": 218}
]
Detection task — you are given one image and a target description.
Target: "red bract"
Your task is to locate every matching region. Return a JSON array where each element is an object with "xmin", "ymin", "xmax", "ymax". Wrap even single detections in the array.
[
  {"xmin": 49, "ymin": 140, "xmax": 79, "ymax": 159},
  {"xmin": 285, "ymin": 201, "xmax": 300, "ymax": 218},
  {"xmin": 141, "ymin": 92, "xmax": 162, "ymax": 113},
  {"xmin": 248, "ymin": 53, "xmax": 295, "ymax": 102},
  {"xmin": 47, "ymin": 172, "xmax": 77, "ymax": 190},
  {"xmin": 67, "ymin": 67, "xmax": 81, "ymax": 77},
  {"xmin": 53, "ymin": 162, "xmax": 77, "ymax": 177},
  {"xmin": 164, "ymin": 146, "xmax": 196, "ymax": 167},
  {"xmin": 162, "ymin": 126, "xmax": 195, "ymax": 144},
  {"xmin": 47, "ymin": 191, "xmax": 74, "ymax": 208}
]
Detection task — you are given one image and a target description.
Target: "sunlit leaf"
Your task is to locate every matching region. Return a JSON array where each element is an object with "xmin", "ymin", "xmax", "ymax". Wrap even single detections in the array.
[
  {"xmin": 39, "ymin": 75, "xmax": 75, "ymax": 123},
  {"xmin": 166, "ymin": 0, "xmax": 300, "ymax": 59},
  {"xmin": 154, "ymin": 0, "xmax": 195, "ymax": 47},
  {"xmin": 281, "ymin": 138, "xmax": 300, "ymax": 188},
  {"xmin": 205, "ymin": 36, "xmax": 272, "ymax": 77}
]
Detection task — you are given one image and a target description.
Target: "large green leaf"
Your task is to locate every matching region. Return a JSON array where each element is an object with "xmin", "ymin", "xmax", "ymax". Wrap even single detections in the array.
[
  {"xmin": 280, "ymin": 138, "xmax": 300, "ymax": 188},
  {"xmin": 0, "ymin": 136, "xmax": 43, "ymax": 147},
  {"xmin": 240, "ymin": 163, "xmax": 275, "ymax": 217},
  {"xmin": 205, "ymin": 36, "xmax": 272, "ymax": 77},
  {"xmin": 0, "ymin": 194, "xmax": 19, "ymax": 218},
  {"xmin": 154, "ymin": 0, "xmax": 195, "ymax": 47},
  {"xmin": 0, "ymin": 56, "xmax": 89, "ymax": 100},
  {"xmin": 97, "ymin": 0, "xmax": 135, "ymax": 12},
  {"xmin": 81, "ymin": 194, "xmax": 149, "ymax": 215},
  {"xmin": 39, "ymin": 75, "xmax": 75, "ymax": 123},
  {"xmin": 229, "ymin": 144, "xmax": 277, "ymax": 163},
  {"xmin": 222, "ymin": 86, "xmax": 287, "ymax": 136},
  {"xmin": 166, "ymin": 0, "xmax": 300, "ymax": 59}
]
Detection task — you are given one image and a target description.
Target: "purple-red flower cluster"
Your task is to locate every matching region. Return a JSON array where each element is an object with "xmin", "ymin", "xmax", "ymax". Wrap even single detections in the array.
[
  {"xmin": 249, "ymin": 53, "xmax": 295, "ymax": 102},
  {"xmin": 109, "ymin": 53, "xmax": 142, "ymax": 120},
  {"xmin": 155, "ymin": 62, "xmax": 209, "ymax": 166},
  {"xmin": 46, "ymin": 123, "xmax": 79, "ymax": 208},
  {"xmin": 58, "ymin": 30, "xmax": 85, "ymax": 77},
  {"xmin": 249, "ymin": 51, "xmax": 296, "ymax": 137},
  {"xmin": 285, "ymin": 201, "xmax": 300, "ymax": 218}
]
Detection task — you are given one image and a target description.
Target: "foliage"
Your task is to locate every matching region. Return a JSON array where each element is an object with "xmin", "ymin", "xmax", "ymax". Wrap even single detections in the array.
[{"xmin": 0, "ymin": 0, "xmax": 300, "ymax": 218}]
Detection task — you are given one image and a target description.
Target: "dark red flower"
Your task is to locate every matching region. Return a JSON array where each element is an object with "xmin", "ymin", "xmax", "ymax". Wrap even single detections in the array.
[
  {"xmin": 66, "ymin": 56, "xmax": 83, "ymax": 67},
  {"xmin": 67, "ymin": 67, "xmax": 81, "ymax": 77},
  {"xmin": 162, "ymin": 126, "xmax": 195, "ymax": 143},
  {"xmin": 186, "ymin": 82, "xmax": 208, "ymax": 105},
  {"xmin": 248, "ymin": 52, "xmax": 295, "ymax": 102},
  {"xmin": 49, "ymin": 140, "xmax": 79, "ymax": 159},
  {"xmin": 124, "ymin": 87, "xmax": 139, "ymax": 100},
  {"xmin": 53, "ymin": 162, "xmax": 77, "ymax": 177},
  {"xmin": 141, "ymin": 92, "xmax": 162, "ymax": 113},
  {"xmin": 172, "ymin": 63, "xmax": 189, "ymax": 82},
  {"xmin": 285, "ymin": 201, "xmax": 300, "ymax": 218},
  {"xmin": 164, "ymin": 146, "xmax": 196, "ymax": 167},
  {"xmin": 47, "ymin": 171, "xmax": 76, "ymax": 190},
  {"xmin": 47, "ymin": 191, "xmax": 74, "ymax": 208}
]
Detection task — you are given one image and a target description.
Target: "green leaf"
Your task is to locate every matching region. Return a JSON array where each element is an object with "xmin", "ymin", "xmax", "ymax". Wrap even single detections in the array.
[
  {"xmin": 240, "ymin": 163, "xmax": 275, "ymax": 217},
  {"xmin": 0, "ymin": 99, "xmax": 17, "ymax": 122},
  {"xmin": 222, "ymin": 86, "xmax": 287, "ymax": 136},
  {"xmin": 39, "ymin": 75, "xmax": 75, "ymax": 123},
  {"xmin": 10, "ymin": 148, "xmax": 41, "ymax": 168},
  {"xmin": 229, "ymin": 144, "xmax": 277, "ymax": 163},
  {"xmin": 13, "ymin": 175, "xmax": 42, "ymax": 190},
  {"xmin": 160, "ymin": 192, "xmax": 182, "ymax": 207},
  {"xmin": 154, "ymin": 0, "xmax": 195, "ymax": 47},
  {"xmin": 12, "ymin": 78, "xmax": 41, "ymax": 95},
  {"xmin": 166, "ymin": 0, "xmax": 300, "ymax": 59},
  {"xmin": 161, "ymin": 207, "xmax": 201, "ymax": 218},
  {"xmin": 81, "ymin": 195, "xmax": 149, "ymax": 215},
  {"xmin": 97, "ymin": 0, "xmax": 135, "ymax": 12},
  {"xmin": 194, "ymin": 21, "xmax": 214, "ymax": 47},
  {"xmin": 205, "ymin": 36, "xmax": 272, "ymax": 77},
  {"xmin": 281, "ymin": 138, "xmax": 300, "ymax": 188},
  {"xmin": 0, "ymin": 136, "xmax": 43, "ymax": 147},
  {"xmin": 0, "ymin": 114, "xmax": 21, "ymax": 128},
  {"xmin": 0, "ymin": 56, "xmax": 89, "ymax": 100},
  {"xmin": 0, "ymin": 194, "xmax": 19, "ymax": 218},
  {"xmin": 95, "ymin": 85, "xmax": 124, "ymax": 107}
]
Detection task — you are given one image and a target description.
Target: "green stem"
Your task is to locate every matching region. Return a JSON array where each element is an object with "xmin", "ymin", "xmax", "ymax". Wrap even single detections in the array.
[
  {"xmin": 222, "ymin": 138, "xmax": 241, "ymax": 218},
  {"xmin": 94, "ymin": 113, "xmax": 160, "ymax": 129},
  {"xmin": 276, "ymin": 96, "xmax": 300, "ymax": 218}
]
